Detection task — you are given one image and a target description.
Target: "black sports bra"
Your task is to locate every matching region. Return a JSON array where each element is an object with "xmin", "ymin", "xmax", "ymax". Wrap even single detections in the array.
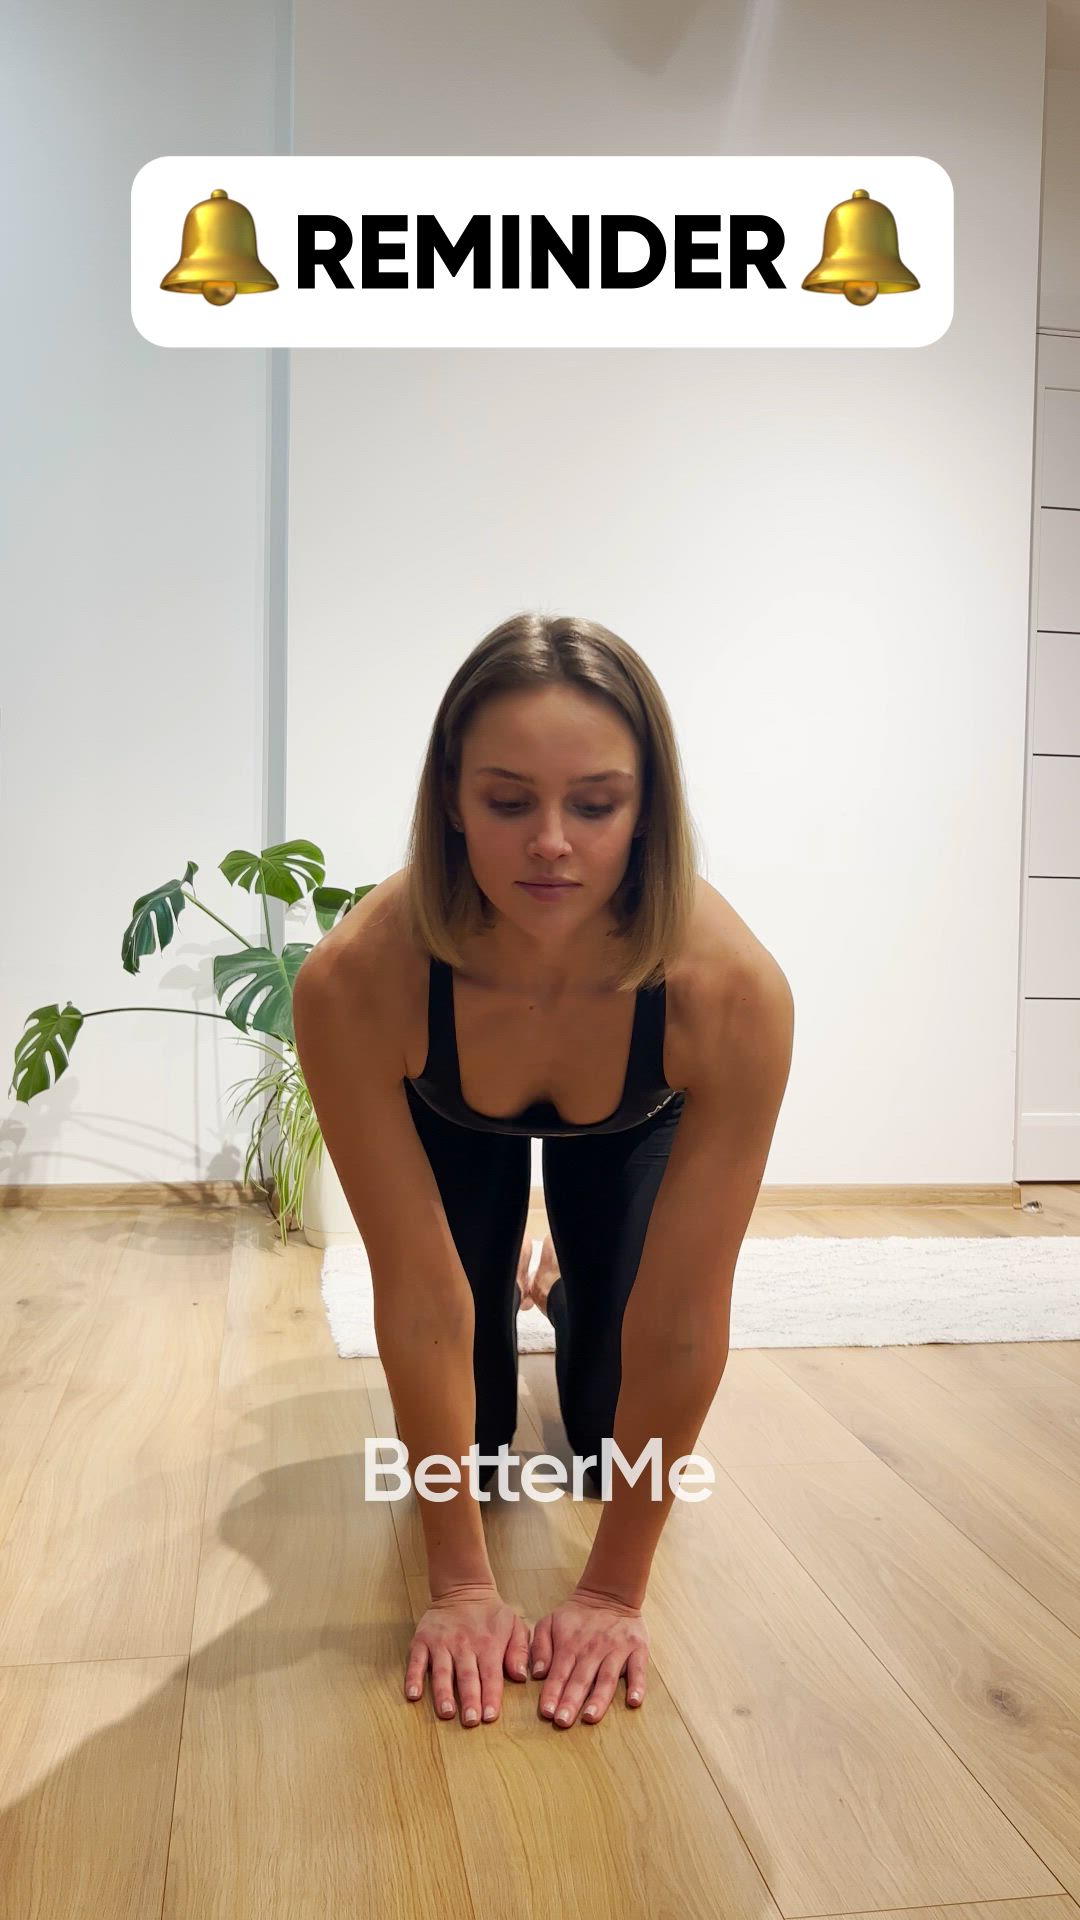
[{"xmin": 402, "ymin": 955, "xmax": 683, "ymax": 1137}]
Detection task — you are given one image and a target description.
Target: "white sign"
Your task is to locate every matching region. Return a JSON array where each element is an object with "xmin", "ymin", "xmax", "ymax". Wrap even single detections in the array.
[{"xmin": 131, "ymin": 154, "xmax": 953, "ymax": 349}]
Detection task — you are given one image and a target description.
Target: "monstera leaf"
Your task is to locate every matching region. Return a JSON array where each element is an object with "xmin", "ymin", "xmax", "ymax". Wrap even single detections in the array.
[
  {"xmin": 219, "ymin": 839, "xmax": 375, "ymax": 932},
  {"xmin": 9, "ymin": 1002, "xmax": 85, "ymax": 1103},
  {"xmin": 12, "ymin": 838, "xmax": 381, "ymax": 1108},
  {"xmin": 310, "ymin": 882, "xmax": 376, "ymax": 931},
  {"xmin": 218, "ymin": 839, "xmax": 326, "ymax": 905},
  {"xmin": 213, "ymin": 943, "xmax": 314, "ymax": 1045},
  {"xmin": 120, "ymin": 860, "xmax": 200, "ymax": 975}
]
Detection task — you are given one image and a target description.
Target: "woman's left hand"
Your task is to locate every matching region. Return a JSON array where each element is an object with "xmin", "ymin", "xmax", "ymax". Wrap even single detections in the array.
[{"xmin": 529, "ymin": 1586, "xmax": 649, "ymax": 1725}]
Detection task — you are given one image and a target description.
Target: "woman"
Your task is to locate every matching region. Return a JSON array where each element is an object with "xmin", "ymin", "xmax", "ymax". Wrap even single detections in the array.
[{"xmin": 296, "ymin": 610, "xmax": 793, "ymax": 1732}]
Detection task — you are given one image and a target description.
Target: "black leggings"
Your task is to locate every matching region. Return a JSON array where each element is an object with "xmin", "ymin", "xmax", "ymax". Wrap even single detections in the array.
[{"xmin": 403, "ymin": 1081, "xmax": 686, "ymax": 1490}]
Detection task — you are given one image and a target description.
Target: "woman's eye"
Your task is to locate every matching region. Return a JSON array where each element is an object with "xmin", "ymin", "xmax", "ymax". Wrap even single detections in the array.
[{"xmin": 488, "ymin": 800, "xmax": 614, "ymax": 818}]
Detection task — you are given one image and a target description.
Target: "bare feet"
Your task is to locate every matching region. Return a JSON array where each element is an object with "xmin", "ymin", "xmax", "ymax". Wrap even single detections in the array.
[{"xmin": 516, "ymin": 1231, "xmax": 560, "ymax": 1321}]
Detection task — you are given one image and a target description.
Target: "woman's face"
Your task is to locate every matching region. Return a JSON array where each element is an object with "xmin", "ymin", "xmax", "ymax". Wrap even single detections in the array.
[{"xmin": 453, "ymin": 685, "xmax": 643, "ymax": 940}]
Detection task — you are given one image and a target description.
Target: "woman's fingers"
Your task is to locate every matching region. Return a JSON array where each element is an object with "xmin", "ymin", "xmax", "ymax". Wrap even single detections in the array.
[
  {"xmin": 431, "ymin": 1650, "xmax": 457, "ymax": 1718},
  {"xmin": 625, "ymin": 1649, "xmax": 648, "ymax": 1706},
  {"xmin": 581, "ymin": 1652, "xmax": 625, "ymax": 1723},
  {"xmin": 455, "ymin": 1650, "xmax": 482, "ymax": 1726},
  {"xmin": 407, "ymin": 1596, "xmax": 538, "ymax": 1724},
  {"xmin": 530, "ymin": 1614, "xmax": 553, "ymax": 1679},
  {"xmin": 538, "ymin": 1649, "xmax": 579, "ymax": 1721},
  {"xmin": 406, "ymin": 1611, "xmax": 643, "ymax": 1725},
  {"xmin": 477, "ymin": 1653, "xmax": 507, "ymax": 1721},
  {"xmin": 404, "ymin": 1640, "xmax": 429, "ymax": 1702},
  {"xmin": 543, "ymin": 1653, "xmax": 608, "ymax": 1726},
  {"xmin": 505, "ymin": 1616, "xmax": 531, "ymax": 1682}
]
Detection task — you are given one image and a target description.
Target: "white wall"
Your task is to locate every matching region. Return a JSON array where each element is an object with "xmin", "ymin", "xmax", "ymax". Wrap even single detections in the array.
[
  {"xmin": 1038, "ymin": 67, "xmax": 1080, "ymax": 329},
  {"xmin": 287, "ymin": 0, "xmax": 1048, "ymax": 1187},
  {"xmin": 2, "ymin": 1, "xmax": 289, "ymax": 1191},
  {"xmin": 2, "ymin": 0, "xmax": 1059, "ymax": 1198}
]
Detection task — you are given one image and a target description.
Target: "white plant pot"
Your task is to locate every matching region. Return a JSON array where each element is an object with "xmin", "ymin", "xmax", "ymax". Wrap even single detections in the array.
[{"xmin": 300, "ymin": 1141, "xmax": 362, "ymax": 1248}]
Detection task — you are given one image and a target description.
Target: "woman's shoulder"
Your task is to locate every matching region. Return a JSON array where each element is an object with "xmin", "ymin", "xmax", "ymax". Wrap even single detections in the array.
[
  {"xmin": 303, "ymin": 869, "xmax": 417, "ymax": 1022},
  {"xmin": 302, "ymin": 870, "xmax": 419, "ymax": 1071},
  {"xmin": 677, "ymin": 876, "xmax": 775, "ymax": 985},
  {"xmin": 661, "ymin": 878, "xmax": 783, "ymax": 1095},
  {"xmin": 310, "ymin": 868, "xmax": 410, "ymax": 970},
  {"xmin": 314, "ymin": 866, "xmax": 777, "ymax": 1039},
  {"xmin": 668, "ymin": 876, "xmax": 781, "ymax": 1033},
  {"xmin": 320, "ymin": 868, "xmax": 773, "ymax": 989}
]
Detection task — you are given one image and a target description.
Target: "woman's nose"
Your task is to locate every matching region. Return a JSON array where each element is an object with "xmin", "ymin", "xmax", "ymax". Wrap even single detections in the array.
[{"xmin": 529, "ymin": 816, "xmax": 571, "ymax": 854}]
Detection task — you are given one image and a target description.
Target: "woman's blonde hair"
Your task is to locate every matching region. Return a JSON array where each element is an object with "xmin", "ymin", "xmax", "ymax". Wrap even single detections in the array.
[{"xmin": 403, "ymin": 612, "xmax": 703, "ymax": 991}]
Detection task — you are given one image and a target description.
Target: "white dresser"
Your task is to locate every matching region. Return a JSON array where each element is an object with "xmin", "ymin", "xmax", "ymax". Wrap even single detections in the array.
[{"xmin": 1018, "ymin": 330, "xmax": 1080, "ymax": 1174}]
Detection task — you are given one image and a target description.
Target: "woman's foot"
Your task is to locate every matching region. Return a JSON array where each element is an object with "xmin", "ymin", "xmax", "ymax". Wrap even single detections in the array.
[{"xmin": 516, "ymin": 1230, "xmax": 561, "ymax": 1321}]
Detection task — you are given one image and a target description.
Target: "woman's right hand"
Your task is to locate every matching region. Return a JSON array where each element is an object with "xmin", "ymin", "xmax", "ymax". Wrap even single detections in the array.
[{"xmin": 405, "ymin": 1582, "xmax": 532, "ymax": 1725}]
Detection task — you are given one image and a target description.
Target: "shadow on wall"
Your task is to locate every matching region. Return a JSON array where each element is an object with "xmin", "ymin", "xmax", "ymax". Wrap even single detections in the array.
[{"xmin": 577, "ymin": 0, "xmax": 710, "ymax": 71}]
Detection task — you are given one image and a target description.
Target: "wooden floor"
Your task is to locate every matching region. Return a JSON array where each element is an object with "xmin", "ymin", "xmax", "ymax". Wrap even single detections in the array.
[{"xmin": 1, "ymin": 1187, "xmax": 1079, "ymax": 1919}]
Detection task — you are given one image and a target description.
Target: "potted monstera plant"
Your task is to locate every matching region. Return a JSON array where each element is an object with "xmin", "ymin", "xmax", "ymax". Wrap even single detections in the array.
[{"xmin": 8, "ymin": 838, "xmax": 375, "ymax": 1249}]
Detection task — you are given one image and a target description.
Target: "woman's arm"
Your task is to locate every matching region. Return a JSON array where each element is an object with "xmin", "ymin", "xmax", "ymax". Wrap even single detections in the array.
[
  {"xmin": 375, "ymin": 1286, "xmax": 496, "ymax": 1598},
  {"xmin": 291, "ymin": 937, "xmax": 497, "ymax": 1601},
  {"xmin": 574, "ymin": 1337, "xmax": 728, "ymax": 1607},
  {"xmin": 578, "ymin": 957, "xmax": 795, "ymax": 1606}
]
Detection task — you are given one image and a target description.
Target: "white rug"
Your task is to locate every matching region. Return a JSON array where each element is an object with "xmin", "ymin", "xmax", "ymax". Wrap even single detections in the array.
[{"xmin": 320, "ymin": 1233, "xmax": 1080, "ymax": 1359}]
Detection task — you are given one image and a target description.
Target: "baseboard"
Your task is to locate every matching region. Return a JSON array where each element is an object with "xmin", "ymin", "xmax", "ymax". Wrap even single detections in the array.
[
  {"xmin": 0, "ymin": 1181, "xmax": 267, "ymax": 1210},
  {"xmin": 530, "ymin": 1181, "xmax": 1028, "ymax": 1211},
  {"xmin": 6, "ymin": 1177, "xmax": 1071, "ymax": 1214}
]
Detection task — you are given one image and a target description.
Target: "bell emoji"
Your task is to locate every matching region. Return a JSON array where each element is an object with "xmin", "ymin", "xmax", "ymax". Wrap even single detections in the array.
[
  {"xmin": 160, "ymin": 187, "xmax": 279, "ymax": 307},
  {"xmin": 802, "ymin": 187, "xmax": 919, "ymax": 306}
]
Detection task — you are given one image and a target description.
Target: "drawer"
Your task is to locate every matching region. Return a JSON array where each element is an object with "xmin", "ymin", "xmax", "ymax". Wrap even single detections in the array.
[
  {"xmin": 1036, "ymin": 506, "xmax": 1080, "ymax": 631},
  {"xmin": 1032, "ymin": 630, "xmax": 1080, "ymax": 751},
  {"xmin": 1018, "ymin": 999, "xmax": 1080, "ymax": 1113},
  {"xmin": 1041, "ymin": 387, "xmax": 1080, "ymax": 507},
  {"xmin": 1028, "ymin": 756, "xmax": 1080, "ymax": 874},
  {"xmin": 1024, "ymin": 877, "xmax": 1080, "ymax": 995}
]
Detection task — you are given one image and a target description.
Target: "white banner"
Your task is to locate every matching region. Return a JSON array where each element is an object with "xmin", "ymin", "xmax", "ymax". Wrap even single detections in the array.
[{"xmin": 131, "ymin": 154, "xmax": 953, "ymax": 349}]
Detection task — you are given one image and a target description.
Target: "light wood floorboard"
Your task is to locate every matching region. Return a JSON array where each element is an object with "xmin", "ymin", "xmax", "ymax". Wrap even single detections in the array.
[{"xmin": 0, "ymin": 1190, "xmax": 1078, "ymax": 1919}]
